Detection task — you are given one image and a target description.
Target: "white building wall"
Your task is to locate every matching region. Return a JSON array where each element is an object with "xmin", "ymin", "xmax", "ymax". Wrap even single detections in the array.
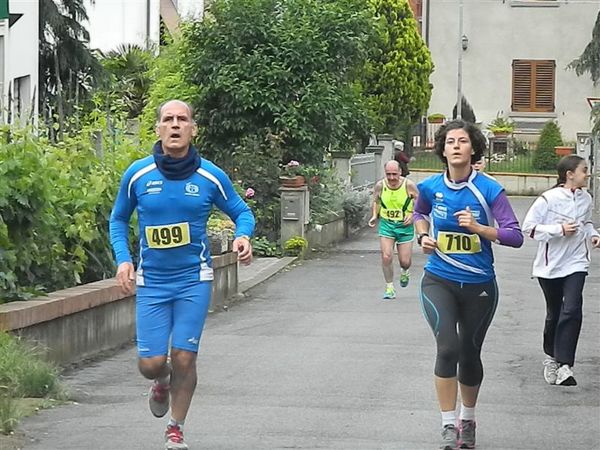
[
  {"xmin": 1, "ymin": 0, "xmax": 38, "ymax": 125},
  {"xmin": 86, "ymin": 0, "xmax": 205, "ymax": 54},
  {"xmin": 426, "ymin": 1, "xmax": 599, "ymax": 141},
  {"xmin": 176, "ymin": 0, "xmax": 205, "ymax": 20},
  {"xmin": 85, "ymin": 0, "xmax": 161, "ymax": 53}
]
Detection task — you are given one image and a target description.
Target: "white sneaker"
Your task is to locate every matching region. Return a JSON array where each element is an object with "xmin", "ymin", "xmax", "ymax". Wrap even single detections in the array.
[
  {"xmin": 555, "ymin": 364, "xmax": 577, "ymax": 386},
  {"xmin": 543, "ymin": 357, "xmax": 559, "ymax": 385}
]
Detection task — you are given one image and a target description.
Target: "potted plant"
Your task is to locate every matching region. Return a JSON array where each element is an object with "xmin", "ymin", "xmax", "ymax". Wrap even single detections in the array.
[
  {"xmin": 279, "ymin": 160, "xmax": 307, "ymax": 188},
  {"xmin": 427, "ymin": 113, "xmax": 446, "ymax": 124},
  {"xmin": 487, "ymin": 115, "xmax": 515, "ymax": 138},
  {"xmin": 555, "ymin": 140, "xmax": 575, "ymax": 156}
]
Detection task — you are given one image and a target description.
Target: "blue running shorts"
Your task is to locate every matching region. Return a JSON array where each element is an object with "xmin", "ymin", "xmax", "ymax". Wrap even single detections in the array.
[{"xmin": 135, "ymin": 281, "xmax": 212, "ymax": 358}]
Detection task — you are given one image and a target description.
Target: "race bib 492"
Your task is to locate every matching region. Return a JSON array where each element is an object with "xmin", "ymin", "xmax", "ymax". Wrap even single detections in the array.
[
  {"xmin": 437, "ymin": 231, "xmax": 481, "ymax": 254},
  {"xmin": 145, "ymin": 222, "xmax": 191, "ymax": 249}
]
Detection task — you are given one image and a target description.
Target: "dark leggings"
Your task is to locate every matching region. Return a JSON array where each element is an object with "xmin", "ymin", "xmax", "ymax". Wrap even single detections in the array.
[
  {"xmin": 419, "ymin": 271, "xmax": 498, "ymax": 386},
  {"xmin": 537, "ymin": 272, "xmax": 587, "ymax": 367}
]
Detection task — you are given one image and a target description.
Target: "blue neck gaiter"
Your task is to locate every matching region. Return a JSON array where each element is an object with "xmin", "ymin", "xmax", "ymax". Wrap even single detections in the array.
[{"xmin": 153, "ymin": 141, "xmax": 201, "ymax": 180}]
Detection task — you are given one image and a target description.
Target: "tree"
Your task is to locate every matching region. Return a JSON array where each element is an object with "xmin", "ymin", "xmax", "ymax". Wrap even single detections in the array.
[
  {"xmin": 360, "ymin": 0, "xmax": 433, "ymax": 136},
  {"xmin": 39, "ymin": 0, "xmax": 104, "ymax": 138},
  {"xmin": 533, "ymin": 121, "xmax": 562, "ymax": 171},
  {"xmin": 452, "ymin": 96, "xmax": 476, "ymax": 124},
  {"xmin": 157, "ymin": 0, "xmax": 373, "ymax": 237},
  {"xmin": 569, "ymin": 11, "xmax": 600, "ymax": 135},
  {"xmin": 179, "ymin": 0, "xmax": 373, "ymax": 167}
]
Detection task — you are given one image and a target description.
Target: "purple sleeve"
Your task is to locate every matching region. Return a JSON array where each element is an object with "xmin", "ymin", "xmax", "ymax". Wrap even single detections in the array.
[
  {"xmin": 413, "ymin": 194, "xmax": 432, "ymax": 223},
  {"xmin": 492, "ymin": 192, "xmax": 524, "ymax": 248}
]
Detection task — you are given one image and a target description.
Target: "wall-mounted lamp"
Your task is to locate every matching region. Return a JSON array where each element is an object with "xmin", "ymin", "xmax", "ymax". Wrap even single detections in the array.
[{"xmin": 461, "ymin": 34, "xmax": 469, "ymax": 51}]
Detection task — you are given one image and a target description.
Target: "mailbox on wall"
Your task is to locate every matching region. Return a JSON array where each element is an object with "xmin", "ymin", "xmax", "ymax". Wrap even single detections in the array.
[{"xmin": 280, "ymin": 187, "xmax": 310, "ymax": 225}]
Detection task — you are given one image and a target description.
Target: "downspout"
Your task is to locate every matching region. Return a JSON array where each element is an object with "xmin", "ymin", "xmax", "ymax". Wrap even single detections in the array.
[{"xmin": 146, "ymin": 0, "xmax": 151, "ymax": 50}]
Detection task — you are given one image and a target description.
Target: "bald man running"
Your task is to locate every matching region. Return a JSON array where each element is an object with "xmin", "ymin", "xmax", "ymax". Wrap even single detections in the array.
[{"xmin": 368, "ymin": 160, "xmax": 419, "ymax": 299}]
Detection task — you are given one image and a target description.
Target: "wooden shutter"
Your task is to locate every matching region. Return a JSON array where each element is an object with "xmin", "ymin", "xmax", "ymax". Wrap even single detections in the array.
[{"xmin": 512, "ymin": 60, "xmax": 555, "ymax": 112}]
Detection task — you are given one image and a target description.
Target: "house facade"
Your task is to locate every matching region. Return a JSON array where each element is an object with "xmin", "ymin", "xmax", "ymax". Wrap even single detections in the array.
[
  {"xmin": 423, "ymin": 0, "xmax": 600, "ymax": 142},
  {"xmin": 0, "ymin": 0, "xmax": 39, "ymax": 126},
  {"xmin": 85, "ymin": 0, "xmax": 206, "ymax": 53}
]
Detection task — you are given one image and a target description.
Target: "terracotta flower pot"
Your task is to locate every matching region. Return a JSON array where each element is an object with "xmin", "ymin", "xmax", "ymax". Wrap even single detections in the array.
[
  {"xmin": 279, "ymin": 175, "xmax": 306, "ymax": 188},
  {"xmin": 555, "ymin": 146, "xmax": 574, "ymax": 156}
]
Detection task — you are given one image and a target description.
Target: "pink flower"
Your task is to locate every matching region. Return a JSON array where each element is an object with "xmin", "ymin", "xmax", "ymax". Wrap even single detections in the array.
[
  {"xmin": 245, "ymin": 187, "xmax": 255, "ymax": 198},
  {"xmin": 287, "ymin": 160, "xmax": 300, "ymax": 168}
]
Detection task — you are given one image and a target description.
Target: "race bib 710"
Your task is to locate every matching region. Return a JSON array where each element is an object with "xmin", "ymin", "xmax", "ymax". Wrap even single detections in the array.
[
  {"xmin": 437, "ymin": 231, "xmax": 481, "ymax": 254},
  {"xmin": 145, "ymin": 222, "xmax": 191, "ymax": 249}
]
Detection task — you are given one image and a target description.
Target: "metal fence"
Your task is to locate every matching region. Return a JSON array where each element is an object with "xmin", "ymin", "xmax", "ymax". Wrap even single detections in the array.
[{"xmin": 410, "ymin": 140, "xmax": 557, "ymax": 175}]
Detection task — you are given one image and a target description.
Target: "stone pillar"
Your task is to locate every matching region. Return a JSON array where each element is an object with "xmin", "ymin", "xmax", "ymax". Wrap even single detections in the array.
[
  {"xmin": 280, "ymin": 186, "xmax": 310, "ymax": 248},
  {"xmin": 366, "ymin": 145, "xmax": 384, "ymax": 182},
  {"xmin": 331, "ymin": 151, "xmax": 353, "ymax": 185},
  {"xmin": 377, "ymin": 134, "xmax": 394, "ymax": 170}
]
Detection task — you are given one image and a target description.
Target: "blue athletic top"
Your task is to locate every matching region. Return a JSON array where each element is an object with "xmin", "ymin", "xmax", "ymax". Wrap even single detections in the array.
[
  {"xmin": 416, "ymin": 171, "xmax": 504, "ymax": 283},
  {"xmin": 109, "ymin": 155, "xmax": 255, "ymax": 286}
]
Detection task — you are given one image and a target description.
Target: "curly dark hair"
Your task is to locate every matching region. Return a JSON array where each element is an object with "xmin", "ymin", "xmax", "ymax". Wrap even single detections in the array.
[{"xmin": 433, "ymin": 119, "xmax": 487, "ymax": 165}]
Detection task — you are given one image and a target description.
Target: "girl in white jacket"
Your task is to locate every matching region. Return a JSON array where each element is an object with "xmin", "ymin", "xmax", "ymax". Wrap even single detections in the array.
[{"xmin": 523, "ymin": 155, "xmax": 600, "ymax": 386}]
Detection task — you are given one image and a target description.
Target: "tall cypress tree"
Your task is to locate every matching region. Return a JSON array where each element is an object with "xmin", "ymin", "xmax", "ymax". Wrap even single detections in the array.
[{"xmin": 360, "ymin": 0, "xmax": 433, "ymax": 136}]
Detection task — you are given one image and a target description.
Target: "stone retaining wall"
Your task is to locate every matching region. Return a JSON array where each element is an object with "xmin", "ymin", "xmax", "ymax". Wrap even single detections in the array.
[{"xmin": 0, "ymin": 252, "xmax": 238, "ymax": 366}]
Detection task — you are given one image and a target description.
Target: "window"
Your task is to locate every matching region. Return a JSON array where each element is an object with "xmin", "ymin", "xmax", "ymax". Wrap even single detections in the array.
[{"xmin": 512, "ymin": 59, "xmax": 555, "ymax": 113}]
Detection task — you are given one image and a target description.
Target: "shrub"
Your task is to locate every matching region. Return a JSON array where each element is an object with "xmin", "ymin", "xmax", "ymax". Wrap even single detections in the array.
[
  {"xmin": 0, "ymin": 125, "xmax": 145, "ymax": 302},
  {"xmin": 343, "ymin": 188, "xmax": 371, "ymax": 229},
  {"xmin": 306, "ymin": 166, "xmax": 345, "ymax": 225},
  {"xmin": 533, "ymin": 121, "xmax": 562, "ymax": 170},
  {"xmin": 251, "ymin": 236, "xmax": 281, "ymax": 257},
  {"xmin": 283, "ymin": 236, "xmax": 308, "ymax": 257}
]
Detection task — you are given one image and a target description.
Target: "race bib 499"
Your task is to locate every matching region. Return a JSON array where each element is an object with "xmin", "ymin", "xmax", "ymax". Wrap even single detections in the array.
[
  {"xmin": 145, "ymin": 222, "xmax": 191, "ymax": 249},
  {"xmin": 437, "ymin": 231, "xmax": 481, "ymax": 254}
]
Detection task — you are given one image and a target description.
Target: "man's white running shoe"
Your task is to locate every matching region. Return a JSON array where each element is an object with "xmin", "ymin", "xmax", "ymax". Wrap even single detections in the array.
[
  {"xmin": 555, "ymin": 364, "xmax": 577, "ymax": 386},
  {"xmin": 543, "ymin": 357, "xmax": 559, "ymax": 385}
]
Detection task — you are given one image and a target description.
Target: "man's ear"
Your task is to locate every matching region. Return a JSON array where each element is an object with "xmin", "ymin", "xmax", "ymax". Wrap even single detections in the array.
[
  {"xmin": 155, "ymin": 123, "xmax": 160, "ymax": 136},
  {"xmin": 192, "ymin": 123, "xmax": 198, "ymax": 137}
]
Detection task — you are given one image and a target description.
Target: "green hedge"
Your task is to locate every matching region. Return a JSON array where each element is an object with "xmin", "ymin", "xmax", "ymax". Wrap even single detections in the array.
[{"xmin": 0, "ymin": 127, "xmax": 145, "ymax": 303}]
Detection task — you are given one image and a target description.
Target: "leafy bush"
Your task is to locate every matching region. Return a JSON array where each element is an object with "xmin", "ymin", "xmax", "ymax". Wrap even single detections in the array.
[
  {"xmin": 0, "ymin": 126, "xmax": 144, "ymax": 302},
  {"xmin": 251, "ymin": 236, "xmax": 281, "ymax": 257},
  {"xmin": 283, "ymin": 236, "xmax": 308, "ymax": 256},
  {"xmin": 343, "ymin": 188, "xmax": 371, "ymax": 229},
  {"xmin": 533, "ymin": 121, "xmax": 562, "ymax": 170},
  {"xmin": 304, "ymin": 166, "xmax": 346, "ymax": 225}
]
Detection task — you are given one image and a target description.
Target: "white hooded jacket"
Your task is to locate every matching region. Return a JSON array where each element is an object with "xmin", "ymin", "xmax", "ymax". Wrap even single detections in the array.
[{"xmin": 522, "ymin": 187, "xmax": 599, "ymax": 279}]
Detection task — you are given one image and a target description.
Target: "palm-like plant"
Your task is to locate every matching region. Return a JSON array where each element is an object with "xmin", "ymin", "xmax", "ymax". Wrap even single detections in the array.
[
  {"xmin": 39, "ymin": 0, "xmax": 104, "ymax": 138},
  {"xmin": 99, "ymin": 44, "xmax": 153, "ymax": 119}
]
